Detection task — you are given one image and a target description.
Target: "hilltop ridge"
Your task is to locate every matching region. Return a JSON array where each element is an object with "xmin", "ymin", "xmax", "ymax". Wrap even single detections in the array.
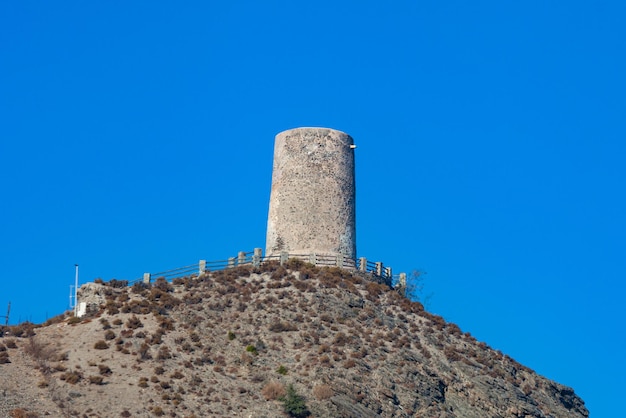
[{"xmin": 0, "ymin": 261, "xmax": 587, "ymax": 417}]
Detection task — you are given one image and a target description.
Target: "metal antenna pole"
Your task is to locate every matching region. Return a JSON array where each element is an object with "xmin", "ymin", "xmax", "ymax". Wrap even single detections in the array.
[{"xmin": 74, "ymin": 264, "xmax": 79, "ymax": 316}]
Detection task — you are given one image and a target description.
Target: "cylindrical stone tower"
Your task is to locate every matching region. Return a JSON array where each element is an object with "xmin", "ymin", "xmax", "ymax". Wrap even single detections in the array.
[{"xmin": 266, "ymin": 127, "xmax": 356, "ymax": 260}]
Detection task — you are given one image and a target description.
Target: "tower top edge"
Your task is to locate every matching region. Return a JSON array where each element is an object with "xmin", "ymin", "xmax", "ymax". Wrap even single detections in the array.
[{"xmin": 277, "ymin": 127, "xmax": 351, "ymax": 137}]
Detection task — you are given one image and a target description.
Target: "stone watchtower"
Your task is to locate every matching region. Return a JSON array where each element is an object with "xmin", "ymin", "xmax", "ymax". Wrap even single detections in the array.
[{"xmin": 265, "ymin": 127, "xmax": 357, "ymax": 260}]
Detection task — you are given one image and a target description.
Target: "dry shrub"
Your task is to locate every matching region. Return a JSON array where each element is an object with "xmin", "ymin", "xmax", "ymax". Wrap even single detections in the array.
[
  {"xmin": 262, "ymin": 381, "xmax": 286, "ymax": 400},
  {"xmin": 105, "ymin": 301, "xmax": 120, "ymax": 315},
  {"xmin": 343, "ymin": 359, "xmax": 356, "ymax": 369},
  {"xmin": 98, "ymin": 364, "xmax": 112, "ymax": 375},
  {"xmin": 313, "ymin": 384, "xmax": 333, "ymax": 400},
  {"xmin": 125, "ymin": 315, "xmax": 143, "ymax": 329},
  {"xmin": 23, "ymin": 337, "xmax": 52, "ymax": 366},
  {"xmin": 9, "ymin": 409, "xmax": 39, "ymax": 418},
  {"xmin": 8, "ymin": 321, "xmax": 36, "ymax": 338},
  {"xmin": 88, "ymin": 375, "xmax": 104, "ymax": 385},
  {"xmin": 365, "ymin": 281, "xmax": 387, "ymax": 300},
  {"xmin": 318, "ymin": 344, "xmax": 330, "ymax": 354},
  {"xmin": 292, "ymin": 279, "xmax": 313, "ymax": 292},
  {"xmin": 94, "ymin": 340, "xmax": 109, "ymax": 350},
  {"xmin": 269, "ymin": 321, "xmax": 297, "ymax": 332},
  {"xmin": 318, "ymin": 270, "xmax": 342, "ymax": 288},
  {"xmin": 105, "ymin": 279, "xmax": 128, "ymax": 288},
  {"xmin": 444, "ymin": 346, "xmax": 462, "ymax": 362},
  {"xmin": 170, "ymin": 370, "xmax": 184, "ymax": 379},
  {"xmin": 446, "ymin": 323, "xmax": 462, "ymax": 336},
  {"xmin": 333, "ymin": 332, "xmax": 349, "ymax": 346},
  {"xmin": 4, "ymin": 338, "xmax": 17, "ymax": 349},
  {"xmin": 156, "ymin": 346, "xmax": 171, "ymax": 360},
  {"xmin": 60, "ymin": 371, "xmax": 82, "ymax": 384},
  {"xmin": 138, "ymin": 343, "xmax": 152, "ymax": 360},
  {"xmin": 104, "ymin": 330, "xmax": 116, "ymax": 340},
  {"xmin": 43, "ymin": 312, "xmax": 67, "ymax": 326}
]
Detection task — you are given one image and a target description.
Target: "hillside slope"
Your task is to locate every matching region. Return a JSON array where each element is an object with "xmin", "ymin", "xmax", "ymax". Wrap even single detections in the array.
[{"xmin": 0, "ymin": 262, "xmax": 588, "ymax": 417}]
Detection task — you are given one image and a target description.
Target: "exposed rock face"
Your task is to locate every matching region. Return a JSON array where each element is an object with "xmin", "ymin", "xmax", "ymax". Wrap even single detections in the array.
[
  {"xmin": 1, "ymin": 263, "xmax": 588, "ymax": 417},
  {"xmin": 76, "ymin": 282, "xmax": 107, "ymax": 316}
]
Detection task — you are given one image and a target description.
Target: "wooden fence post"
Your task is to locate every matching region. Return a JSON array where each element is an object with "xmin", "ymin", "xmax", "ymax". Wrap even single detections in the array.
[{"xmin": 199, "ymin": 260, "xmax": 206, "ymax": 274}]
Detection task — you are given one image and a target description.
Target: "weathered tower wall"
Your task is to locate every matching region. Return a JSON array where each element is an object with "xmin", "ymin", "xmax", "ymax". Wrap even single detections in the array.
[{"xmin": 265, "ymin": 127, "xmax": 356, "ymax": 260}]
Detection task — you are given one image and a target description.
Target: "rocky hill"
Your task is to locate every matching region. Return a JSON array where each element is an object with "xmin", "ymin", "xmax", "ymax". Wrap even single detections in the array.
[{"xmin": 0, "ymin": 261, "xmax": 588, "ymax": 417}]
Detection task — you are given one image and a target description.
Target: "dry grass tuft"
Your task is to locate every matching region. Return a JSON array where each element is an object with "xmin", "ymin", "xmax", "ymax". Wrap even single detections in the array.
[
  {"xmin": 313, "ymin": 384, "xmax": 333, "ymax": 400},
  {"xmin": 261, "ymin": 381, "xmax": 286, "ymax": 400}
]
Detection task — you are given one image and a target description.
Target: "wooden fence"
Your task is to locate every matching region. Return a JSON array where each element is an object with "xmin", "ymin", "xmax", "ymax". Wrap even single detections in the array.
[{"xmin": 137, "ymin": 248, "xmax": 405, "ymax": 288}]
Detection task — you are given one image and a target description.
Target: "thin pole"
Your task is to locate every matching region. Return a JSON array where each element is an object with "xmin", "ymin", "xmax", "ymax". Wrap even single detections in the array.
[{"xmin": 74, "ymin": 264, "xmax": 79, "ymax": 316}]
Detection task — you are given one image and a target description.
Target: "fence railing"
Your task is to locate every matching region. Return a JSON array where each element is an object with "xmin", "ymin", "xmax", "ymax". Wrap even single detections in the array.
[{"xmin": 135, "ymin": 248, "xmax": 406, "ymax": 289}]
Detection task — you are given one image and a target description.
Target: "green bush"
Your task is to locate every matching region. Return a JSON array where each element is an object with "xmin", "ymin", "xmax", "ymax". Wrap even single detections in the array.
[
  {"xmin": 280, "ymin": 384, "xmax": 310, "ymax": 417},
  {"xmin": 276, "ymin": 365, "xmax": 288, "ymax": 375},
  {"xmin": 245, "ymin": 345, "xmax": 258, "ymax": 355}
]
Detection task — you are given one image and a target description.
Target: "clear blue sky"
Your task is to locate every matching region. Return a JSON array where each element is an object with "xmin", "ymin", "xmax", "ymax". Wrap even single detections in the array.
[{"xmin": 1, "ymin": 1, "xmax": 624, "ymax": 415}]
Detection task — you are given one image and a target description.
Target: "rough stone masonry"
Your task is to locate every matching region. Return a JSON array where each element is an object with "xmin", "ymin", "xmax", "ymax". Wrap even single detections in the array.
[{"xmin": 265, "ymin": 127, "xmax": 356, "ymax": 260}]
